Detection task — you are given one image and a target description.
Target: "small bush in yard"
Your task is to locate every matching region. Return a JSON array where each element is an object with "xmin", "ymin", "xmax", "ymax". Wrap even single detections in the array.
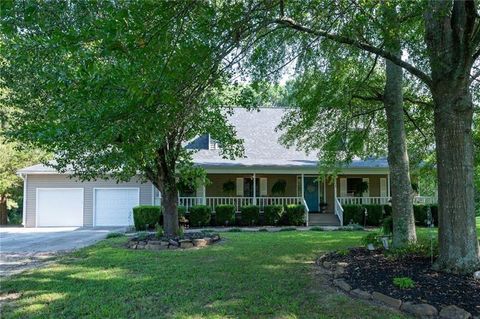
[
  {"xmin": 188, "ymin": 205, "xmax": 211, "ymax": 227},
  {"xmin": 264, "ymin": 205, "xmax": 284, "ymax": 225},
  {"xmin": 106, "ymin": 232, "xmax": 125, "ymax": 239},
  {"xmin": 393, "ymin": 277, "xmax": 415, "ymax": 289},
  {"xmin": 155, "ymin": 223, "xmax": 164, "ymax": 239},
  {"xmin": 283, "ymin": 204, "xmax": 306, "ymax": 226},
  {"xmin": 240, "ymin": 205, "xmax": 260, "ymax": 226},
  {"xmin": 215, "ymin": 205, "xmax": 236, "ymax": 226},
  {"xmin": 133, "ymin": 206, "xmax": 161, "ymax": 230},
  {"xmin": 361, "ymin": 232, "xmax": 379, "ymax": 247},
  {"xmin": 381, "ymin": 216, "xmax": 393, "ymax": 235}
]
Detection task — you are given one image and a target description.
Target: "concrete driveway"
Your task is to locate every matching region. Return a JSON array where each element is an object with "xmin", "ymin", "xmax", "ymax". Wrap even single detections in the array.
[{"xmin": 0, "ymin": 227, "xmax": 124, "ymax": 277}]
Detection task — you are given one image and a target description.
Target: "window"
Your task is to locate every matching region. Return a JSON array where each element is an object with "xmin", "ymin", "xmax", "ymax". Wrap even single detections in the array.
[{"xmin": 347, "ymin": 178, "xmax": 362, "ymax": 196}]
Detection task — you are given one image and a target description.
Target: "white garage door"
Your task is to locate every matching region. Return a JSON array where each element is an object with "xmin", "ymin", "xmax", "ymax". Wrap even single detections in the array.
[
  {"xmin": 94, "ymin": 188, "xmax": 139, "ymax": 226},
  {"xmin": 37, "ymin": 188, "xmax": 84, "ymax": 227}
]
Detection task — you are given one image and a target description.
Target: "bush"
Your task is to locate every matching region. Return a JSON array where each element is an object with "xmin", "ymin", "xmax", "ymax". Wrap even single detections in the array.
[
  {"xmin": 283, "ymin": 204, "xmax": 306, "ymax": 226},
  {"xmin": 279, "ymin": 227, "xmax": 297, "ymax": 231},
  {"xmin": 361, "ymin": 232, "xmax": 380, "ymax": 247},
  {"xmin": 215, "ymin": 205, "xmax": 236, "ymax": 226},
  {"xmin": 264, "ymin": 205, "xmax": 284, "ymax": 225},
  {"xmin": 381, "ymin": 216, "xmax": 393, "ymax": 235},
  {"xmin": 133, "ymin": 206, "xmax": 161, "ymax": 231},
  {"xmin": 155, "ymin": 223, "xmax": 164, "ymax": 239},
  {"xmin": 342, "ymin": 204, "xmax": 388, "ymax": 226},
  {"xmin": 240, "ymin": 205, "xmax": 260, "ymax": 226},
  {"xmin": 188, "ymin": 205, "xmax": 211, "ymax": 227},
  {"xmin": 178, "ymin": 205, "xmax": 186, "ymax": 217},
  {"xmin": 106, "ymin": 232, "xmax": 125, "ymax": 239},
  {"xmin": 393, "ymin": 277, "xmax": 415, "ymax": 289},
  {"xmin": 413, "ymin": 204, "xmax": 438, "ymax": 226}
]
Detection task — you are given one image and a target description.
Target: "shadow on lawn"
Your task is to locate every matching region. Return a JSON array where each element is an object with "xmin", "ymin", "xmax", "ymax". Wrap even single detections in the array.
[{"xmin": 1, "ymin": 231, "xmax": 403, "ymax": 319}]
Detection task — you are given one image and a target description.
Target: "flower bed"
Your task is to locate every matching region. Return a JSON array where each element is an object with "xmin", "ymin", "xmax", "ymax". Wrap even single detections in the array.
[
  {"xmin": 127, "ymin": 232, "xmax": 220, "ymax": 250},
  {"xmin": 317, "ymin": 248, "xmax": 479, "ymax": 317}
]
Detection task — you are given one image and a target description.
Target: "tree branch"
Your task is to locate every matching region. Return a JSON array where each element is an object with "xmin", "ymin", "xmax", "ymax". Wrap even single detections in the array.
[
  {"xmin": 403, "ymin": 108, "xmax": 429, "ymax": 142},
  {"xmin": 274, "ymin": 17, "xmax": 433, "ymax": 87}
]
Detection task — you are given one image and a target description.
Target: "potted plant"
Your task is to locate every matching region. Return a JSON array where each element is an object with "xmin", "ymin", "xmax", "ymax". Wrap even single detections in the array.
[
  {"xmin": 271, "ymin": 179, "xmax": 287, "ymax": 196},
  {"xmin": 222, "ymin": 180, "xmax": 235, "ymax": 196},
  {"xmin": 355, "ymin": 181, "xmax": 369, "ymax": 197}
]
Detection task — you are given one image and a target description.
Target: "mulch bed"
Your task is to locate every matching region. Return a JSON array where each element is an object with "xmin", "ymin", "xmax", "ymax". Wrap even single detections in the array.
[{"xmin": 325, "ymin": 248, "xmax": 480, "ymax": 316}]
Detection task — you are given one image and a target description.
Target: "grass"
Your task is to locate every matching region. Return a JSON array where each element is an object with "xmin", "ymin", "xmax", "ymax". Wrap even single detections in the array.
[{"xmin": 0, "ymin": 230, "xmax": 407, "ymax": 319}]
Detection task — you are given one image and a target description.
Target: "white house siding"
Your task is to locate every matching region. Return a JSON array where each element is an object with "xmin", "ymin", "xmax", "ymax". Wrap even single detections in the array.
[{"xmin": 25, "ymin": 174, "xmax": 153, "ymax": 227}]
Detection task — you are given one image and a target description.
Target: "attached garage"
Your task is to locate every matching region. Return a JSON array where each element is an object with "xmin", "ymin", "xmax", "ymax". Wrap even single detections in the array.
[
  {"xmin": 94, "ymin": 188, "xmax": 139, "ymax": 226},
  {"xmin": 36, "ymin": 188, "xmax": 84, "ymax": 227}
]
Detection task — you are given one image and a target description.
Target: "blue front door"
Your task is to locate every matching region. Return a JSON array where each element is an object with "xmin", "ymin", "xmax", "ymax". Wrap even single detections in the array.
[{"xmin": 303, "ymin": 177, "xmax": 319, "ymax": 212}]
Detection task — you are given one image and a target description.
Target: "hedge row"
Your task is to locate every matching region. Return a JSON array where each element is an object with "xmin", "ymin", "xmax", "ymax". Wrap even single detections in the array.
[
  {"xmin": 342, "ymin": 204, "xmax": 439, "ymax": 227},
  {"xmin": 133, "ymin": 204, "xmax": 308, "ymax": 229}
]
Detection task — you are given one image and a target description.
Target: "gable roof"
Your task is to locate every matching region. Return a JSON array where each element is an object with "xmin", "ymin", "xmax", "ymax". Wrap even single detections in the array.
[
  {"xmin": 191, "ymin": 108, "xmax": 388, "ymax": 169},
  {"xmin": 18, "ymin": 107, "xmax": 388, "ymax": 174}
]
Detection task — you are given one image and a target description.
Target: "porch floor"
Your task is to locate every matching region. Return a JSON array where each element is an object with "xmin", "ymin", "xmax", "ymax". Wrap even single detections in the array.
[{"xmin": 308, "ymin": 213, "xmax": 341, "ymax": 226}]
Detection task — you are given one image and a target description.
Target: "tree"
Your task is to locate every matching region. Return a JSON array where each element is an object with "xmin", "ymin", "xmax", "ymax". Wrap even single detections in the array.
[
  {"xmin": 272, "ymin": 0, "xmax": 480, "ymax": 272},
  {"xmin": 1, "ymin": 1, "xmax": 252, "ymax": 236}
]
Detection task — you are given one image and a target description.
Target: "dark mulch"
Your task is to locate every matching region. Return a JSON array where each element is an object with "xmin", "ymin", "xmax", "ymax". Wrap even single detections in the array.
[{"xmin": 325, "ymin": 248, "xmax": 480, "ymax": 316}]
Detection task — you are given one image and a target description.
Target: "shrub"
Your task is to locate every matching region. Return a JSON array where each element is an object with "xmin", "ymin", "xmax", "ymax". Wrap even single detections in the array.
[
  {"xmin": 381, "ymin": 216, "xmax": 393, "ymax": 235},
  {"xmin": 342, "ymin": 205, "xmax": 364, "ymax": 225},
  {"xmin": 413, "ymin": 204, "xmax": 438, "ymax": 226},
  {"xmin": 106, "ymin": 232, "xmax": 125, "ymax": 239},
  {"xmin": 310, "ymin": 226, "xmax": 324, "ymax": 231},
  {"xmin": 361, "ymin": 232, "xmax": 380, "ymax": 247},
  {"xmin": 342, "ymin": 204, "xmax": 387, "ymax": 226},
  {"xmin": 176, "ymin": 226, "xmax": 185, "ymax": 237},
  {"xmin": 177, "ymin": 205, "xmax": 186, "ymax": 217},
  {"xmin": 363, "ymin": 204, "xmax": 384, "ymax": 226},
  {"xmin": 136, "ymin": 231, "xmax": 149, "ymax": 241},
  {"xmin": 264, "ymin": 205, "xmax": 284, "ymax": 225},
  {"xmin": 188, "ymin": 205, "xmax": 211, "ymax": 227},
  {"xmin": 383, "ymin": 204, "xmax": 392, "ymax": 216},
  {"xmin": 279, "ymin": 227, "xmax": 297, "ymax": 231},
  {"xmin": 387, "ymin": 241, "xmax": 439, "ymax": 259},
  {"xmin": 133, "ymin": 206, "xmax": 161, "ymax": 230},
  {"xmin": 155, "ymin": 223, "xmax": 164, "ymax": 239},
  {"xmin": 393, "ymin": 277, "xmax": 415, "ymax": 289},
  {"xmin": 240, "ymin": 205, "xmax": 260, "ymax": 226},
  {"xmin": 283, "ymin": 204, "xmax": 306, "ymax": 226},
  {"xmin": 215, "ymin": 205, "xmax": 236, "ymax": 226}
]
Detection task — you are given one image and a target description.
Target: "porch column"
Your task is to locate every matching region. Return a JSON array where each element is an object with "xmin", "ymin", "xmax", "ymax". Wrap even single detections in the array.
[
  {"xmin": 301, "ymin": 173, "xmax": 305, "ymax": 200},
  {"xmin": 202, "ymin": 180, "xmax": 206, "ymax": 205},
  {"xmin": 253, "ymin": 173, "xmax": 257, "ymax": 205},
  {"xmin": 387, "ymin": 173, "xmax": 391, "ymax": 197}
]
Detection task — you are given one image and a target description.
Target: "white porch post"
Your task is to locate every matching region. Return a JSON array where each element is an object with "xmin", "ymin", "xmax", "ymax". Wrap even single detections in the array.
[
  {"xmin": 253, "ymin": 173, "xmax": 257, "ymax": 205},
  {"xmin": 387, "ymin": 173, "xmax": 391, "ymax": 197},
  {"xmin": 202, "ymin": 180, "xmax": 206, "ymax": 205}
]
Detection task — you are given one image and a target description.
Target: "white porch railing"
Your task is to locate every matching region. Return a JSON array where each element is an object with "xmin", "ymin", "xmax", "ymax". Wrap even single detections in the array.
[
  {"xmin": 337, "ymin": 196, "xmax": 437, "ymax": 206},
  {"xmin": 302, "ymin": 198, "xmax": 310, "ymax": 226},
  {"xmin": 334, "ymin": 198, "xmax": 344, "ymax": 226},
  {"xmin": 205, "ymin": 197, "xmax": 254, "ymax": 212},
  {"xmin": 257, "ymin": 197, "xmax": 303, "ymax": 209}
]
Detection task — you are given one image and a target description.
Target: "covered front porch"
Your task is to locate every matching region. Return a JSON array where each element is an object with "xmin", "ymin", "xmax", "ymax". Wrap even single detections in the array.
[{"xmin": 154, "ymin": 170, "xmax": 432, "ymax": 226}]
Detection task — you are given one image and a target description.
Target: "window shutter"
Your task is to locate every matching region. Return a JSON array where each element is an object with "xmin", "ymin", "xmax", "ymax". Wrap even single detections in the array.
[
  {"xmin": 260, "ymin": 178, "xmax": 268, "ymax": 196},
  {"xmin": 340, "ymin": 178, "xmax": 347, "ymax": 197},
  {"xmin": 236, "ymin": 178, "xmax": 244, "ymax": 196},
  {"xmin": 362, "ymin": 178, "xmax": 370, "ymax": 197},
  {"xmin": 380, "ymin": 178, "xmax": 387, "ymax": 197}
]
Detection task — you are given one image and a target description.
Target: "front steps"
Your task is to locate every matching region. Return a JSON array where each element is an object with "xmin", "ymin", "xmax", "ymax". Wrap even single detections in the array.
[{"xmin": 308, "ymin": 213, "xmax": 341, "ymax": 226}]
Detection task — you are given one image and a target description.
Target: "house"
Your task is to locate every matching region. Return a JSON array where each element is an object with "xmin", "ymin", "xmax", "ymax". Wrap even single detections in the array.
[{"xmin": 17, "ymin": 108, "xmax": 434, "ymax": 228}]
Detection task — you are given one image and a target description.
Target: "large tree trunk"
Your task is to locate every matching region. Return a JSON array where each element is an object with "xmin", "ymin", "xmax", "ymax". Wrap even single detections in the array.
[
  {"xmin": 161, "ymin": 184, "xmax": 179, "ymax": 237},
  {"xmin": 425, "ymin": 0, "xmax": 480, "ymax": 272},
  {"xmin": 382, "ymin": 4, "xmax": 416, "ymax": 248},
  {"xmin": 384, "ymin": 58, "xmax": 417, "ymax": 248},
  {"xmin": 0, "ymin": 195, "xmax": 7, "ymax": 225}
]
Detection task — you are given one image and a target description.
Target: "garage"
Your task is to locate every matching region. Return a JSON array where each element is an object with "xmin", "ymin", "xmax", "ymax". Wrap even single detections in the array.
[
  {"xmin": 94, "ymin": 188, "xmax": 139, "ymax": 226},
  {"xmin": 36, "ymin": 188, "xmax": 84, "ymax": 227}
]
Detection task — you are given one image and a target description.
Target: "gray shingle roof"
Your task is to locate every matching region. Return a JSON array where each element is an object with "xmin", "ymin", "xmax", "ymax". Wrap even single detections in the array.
[{"xmin": 18, "ymin": 108, "xmax": 388, "ymax": 173}]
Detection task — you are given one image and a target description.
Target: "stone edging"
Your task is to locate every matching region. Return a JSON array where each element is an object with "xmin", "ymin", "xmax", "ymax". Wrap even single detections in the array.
[
  {"xmin": 128, "ymin": 234, "xmax": 220, "ymax": 250},
  {"xmin": 316, "ymin": 254, "xmax": 475, "ymax": 319}
]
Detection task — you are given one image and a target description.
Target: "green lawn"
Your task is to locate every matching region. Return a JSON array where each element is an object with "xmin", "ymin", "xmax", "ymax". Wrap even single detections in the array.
[{"xmin": 1, "ymin": 230, "xmax": 408, "ymax": 319}]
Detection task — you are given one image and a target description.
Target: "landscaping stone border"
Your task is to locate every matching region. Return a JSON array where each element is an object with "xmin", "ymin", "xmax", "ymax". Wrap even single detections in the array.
[
  {"xmin": 316, "ymin": 253, "xmax": 475, "ymax": 319},
  {"xmin": 128, "ymin": 234, "xmax": 220, "ymax": 250}
]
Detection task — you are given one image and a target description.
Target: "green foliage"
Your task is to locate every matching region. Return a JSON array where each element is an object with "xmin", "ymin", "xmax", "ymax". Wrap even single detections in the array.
[
  {"xmin": 155, "ymin": 223, "xmax": 164, "ymax": 239},
  {"xmin": 283, "ymin": 204, "xmax": 306, "ymax": 226},
  {"xmin": 176, "ymin": 226, "xmax": 185, "ymax": 238},
  {"xmin": 222, "ymin": 180, "xmax": 235, "ymax": 196},
  {"xmin": 381, "ymin": 216, "xmax": 393, "ymax": 235},
  {"xmin": 310, "ymin": 226, "xmax": 324, "ymax": 231},
  {"xmin": 215, "ymin": 205, "xmax": 236, "ymax": 226},
  {"xmin": 336, "ymin": 249, "xmax": 350, "ymax": 256},
  {"xmin": 342, "ymin": 204, "xmax": 387, "ymax": 226},
  {"xmin": 177, "ymin": 206, "xmax": 187, "ymax": 218},
  {"xmin": 106, "ymin": 232, "xmax": 125, "ymax": 239},
  {"xmin": 271, "ymin": 179, "xmax": 287, "ymax": 195},
  {"xmin": 7, "ymin": 208, "xmax": 22, "ymax": 224},
  {"xmin": 413, "ymin": 205, "xmax": 438, "ymax": 226},
  {"xmin": 279, "ymin": 227, "xmax": 297, "ymax": 232},
  {"xmin": 361, "ymin": 232, "xmax": 380, "ymax": 247},
  {"xmin": 133, "ymin": 206, "xmax": 161, "ymax": 231},
  {"xmin": 387, "ymin": 242, "xmax": 438, "ymax": 259},
  {"xmin": 240, "ymin": 205, "xmax": 260, "ymax": 226},
  {"xmin": 393, "ymin": 277, "xmax": 415, "ymax": 289},
  {"xmin": 263, "ymin": 205, "xmax": 284, "ymax": 225},
  {"xmin": 188, "ymin": 205, "xmax": 211, "ymax": 227}
]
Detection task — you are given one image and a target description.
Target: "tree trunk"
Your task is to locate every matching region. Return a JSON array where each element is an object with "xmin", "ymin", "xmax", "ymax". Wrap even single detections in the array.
[
  {"xmin": 161, "ymin": 185, "xmax": 179, "ymax": 237},
  {"xmin": 432, "ymin": 84, "xmax": 479, "ymax": 272},
  {"xmin": 0, "ymin": 195, "xmax": 7, "ymax": 225},
  {"xmin": 384, "ymin": 58, "xmax": 417, "ymax": 248},
  {"xmin": 424, "ymin": 0, "xmax": 480, "ymax": 273},
  {"xmin": 382, "ymin": 4, "xmax": 416, "ymax": 248}
]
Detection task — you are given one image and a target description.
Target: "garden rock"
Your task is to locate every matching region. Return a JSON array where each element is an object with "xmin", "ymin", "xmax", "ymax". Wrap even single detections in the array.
[
  {"xmin": 401, "ymin": 302, "xmax": 438, "ymax": 318},
  {"xmin": 350, "ymin": 289, "xmax": 371, "ymax": 300},
  {"xmin": 439, "ymin": 305, "xmax": 471, "ymax": 319},
  {"xmin": 193, "ymin": 239, "xmax": 208, "ymax": 247},
  {"xmin": 323, "ymin": 261, "xmax": 333, "ymax": 269},
  {"xmin": 372, "ymin": 291, "xmax": 402, "ymax": 309},
  {"xmin": 179, "ymin": 240, "xmax": 194, "ymax": 249},
  {"xmin": 334, "ymin": 266, "xmax": 345, "ymax": 278},
  {"xmin": 474, "ymin": 271, "xmax": 480, "ymax": 281},
  {"xmin": 333, "ymin": 279, "xmax": 351, "ymax": 292}
]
